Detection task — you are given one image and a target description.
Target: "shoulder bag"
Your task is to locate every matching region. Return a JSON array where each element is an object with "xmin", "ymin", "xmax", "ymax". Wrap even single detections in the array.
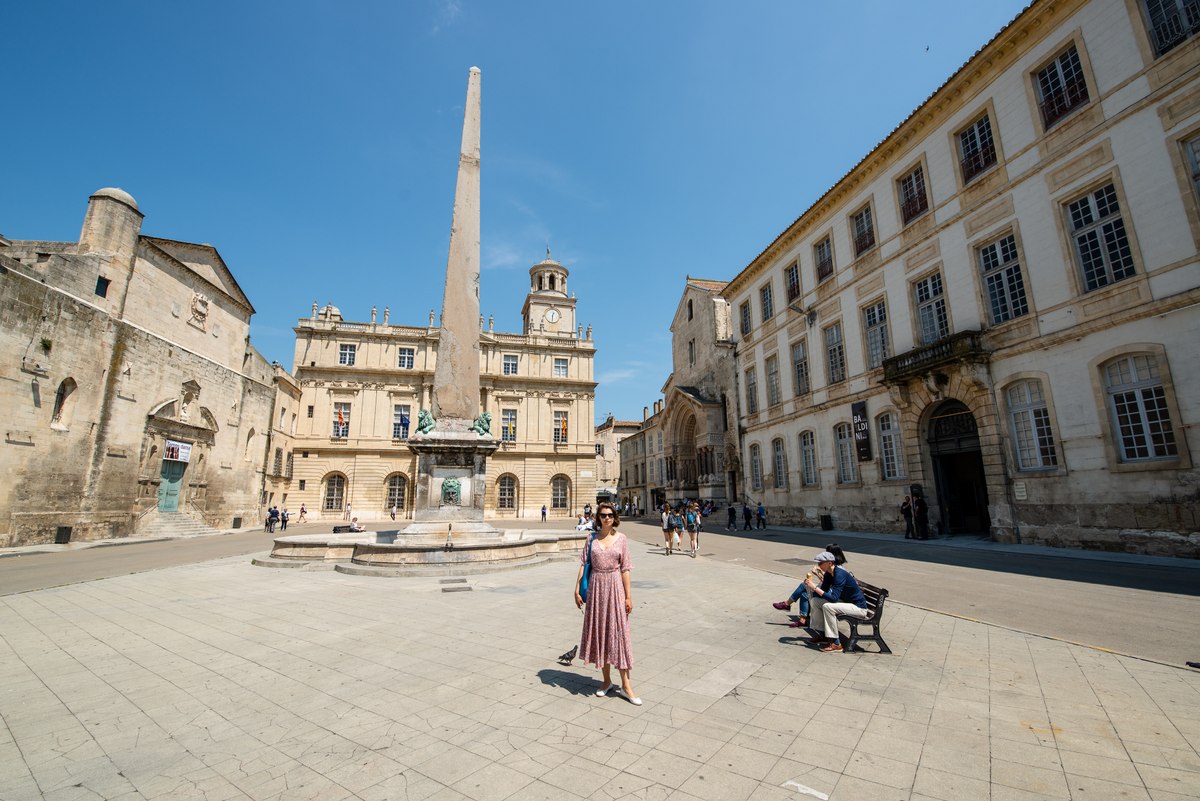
[{"xmin": 579, "ymin": 534, "xmax": 594, "ymax": 603}]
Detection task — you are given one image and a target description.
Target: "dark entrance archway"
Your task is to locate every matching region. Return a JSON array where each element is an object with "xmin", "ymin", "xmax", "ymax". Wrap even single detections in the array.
[{"xmin": 927, "ymin": 400, "xmax": 990, "ymax": 535}]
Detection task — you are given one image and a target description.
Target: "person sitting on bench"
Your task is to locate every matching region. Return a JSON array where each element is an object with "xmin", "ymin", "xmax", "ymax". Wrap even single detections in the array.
[
  {"xmin": 348, "ymin": 517, "xmax": 365, "ymax": 533},
  {"xmin": 806, "ymin": 550, "xmax": 869, "ymax": 653},
  {"xmin": 773, "ymin": 544, "xmax": 847, "ymax": 628}
]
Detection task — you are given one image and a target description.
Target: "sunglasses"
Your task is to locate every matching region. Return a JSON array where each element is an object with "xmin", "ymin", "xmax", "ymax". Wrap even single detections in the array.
[{"xmin": 598, "ymin": 512, "xmax": 615, "ymax": 518}]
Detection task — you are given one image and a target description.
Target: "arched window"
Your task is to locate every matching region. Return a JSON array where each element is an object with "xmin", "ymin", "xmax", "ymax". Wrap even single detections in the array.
[
  {"xmin": 1103, "ymin": 354, "xmax": 1177, "ymax": 461},
  {"xmin": 772, "ymin": 438, "xmax": 788, "ymax": 488},
  {"xmin": 799, "ymin": 431, "xmax": 818, "ymax": 486},
  {"xmin": 749, "ymin": 444, "xmax": 763, "ymax": 491},
  {"xmin": 498, "ymin": 474, "xmax": 517, "ymax": 510},
  {"xmin": 323, "ymin": 474, "xmax": 346, "ymax": 511},
  {"xmin": 550, "ymin": 475, "xmax": 570, "ymax": 510},
  {"xmin": 50, "ymin": 377, "xmax": 77, "ymax": 429},
  {"xmin": 687, "ymin": 299, "xmax": 694, "ymax": 320},
  {"xmin": 1006, "ymin": 379, "xmax": 1058, "ymax": 470},
  {"xmin": 877, "ymin": 412, "xmax": 905, "ymax": 480},
  {"xmin": 835, "ymin": 423, "xmax": 857, "ymax": 483},
  {"xmin": 385, "ymin": 474, "xmax": 407, "ymax": 511},
  {"xmin": 244, "ymin": 429, "xmax": 256, "ymax": 461}
]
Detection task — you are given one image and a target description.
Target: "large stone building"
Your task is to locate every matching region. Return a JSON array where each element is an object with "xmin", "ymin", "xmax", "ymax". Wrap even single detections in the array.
[
  {"xmin": 285, "ymin": 253, "xmax": 597, "ymax": 520},
  {"xmin": 594, "ymin": 414, "xmax": 641, "ymax": 504},
  {"xmin": 722, "ymin": 0, "xmax": 1199, "ymax": 555},
  {"xmin": 0, "ymin": 189, "xmax": 281, "ymax": 546}
]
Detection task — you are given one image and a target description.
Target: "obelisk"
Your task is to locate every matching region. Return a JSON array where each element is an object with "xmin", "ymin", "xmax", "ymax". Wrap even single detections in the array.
[
  {"xmin": 433, "ymin": 66, "xmax": 482, "ymax": 422},
  {"xmin": 404, "ymin": 67, "xmax": 499, "ymax": 537}
]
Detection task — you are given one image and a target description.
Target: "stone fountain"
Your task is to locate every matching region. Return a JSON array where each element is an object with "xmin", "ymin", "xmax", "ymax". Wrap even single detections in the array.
[{"xmin": 256, "ymin": 68, "xmax": 584, "ymax": 576}]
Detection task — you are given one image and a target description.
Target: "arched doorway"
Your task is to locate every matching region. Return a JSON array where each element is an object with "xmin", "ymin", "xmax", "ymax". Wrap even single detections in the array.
[{"xmin": 926, "ymin": 400, "xmax": 990, "ymax": 535}]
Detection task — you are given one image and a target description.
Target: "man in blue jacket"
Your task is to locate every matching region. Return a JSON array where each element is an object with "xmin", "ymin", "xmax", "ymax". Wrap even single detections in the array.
[{"xmin": 805, "ymin": 551, "xmax": 869, "ymax": 653}]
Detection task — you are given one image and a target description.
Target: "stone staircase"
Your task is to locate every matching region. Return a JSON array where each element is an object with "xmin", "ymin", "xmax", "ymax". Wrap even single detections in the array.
[{"xmin": 137, "ymin": 511, "xmax": 226, "ymax": 540}]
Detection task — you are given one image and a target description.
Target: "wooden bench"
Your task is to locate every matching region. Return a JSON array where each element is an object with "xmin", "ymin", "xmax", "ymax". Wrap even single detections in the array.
[{"xmin": 835, "ymin": 580, "xmax": 891, "ymax": 654}]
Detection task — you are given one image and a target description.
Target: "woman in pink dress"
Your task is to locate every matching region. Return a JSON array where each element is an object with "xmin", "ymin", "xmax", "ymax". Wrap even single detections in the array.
[{"xmin": 573, "ymin": 501, "xmax": 639, "ymax": 705}]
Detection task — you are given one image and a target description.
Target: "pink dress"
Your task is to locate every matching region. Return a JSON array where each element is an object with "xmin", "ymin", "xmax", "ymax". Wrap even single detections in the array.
[{"xmin": 579, "ymin": 531, "xmax": 634, "ymax": 670}]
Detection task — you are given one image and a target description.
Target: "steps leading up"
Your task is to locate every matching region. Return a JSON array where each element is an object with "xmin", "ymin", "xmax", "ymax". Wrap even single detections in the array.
[{"xmin": 138, "ymin": 511, "xmax": 225, "ymax": 539}]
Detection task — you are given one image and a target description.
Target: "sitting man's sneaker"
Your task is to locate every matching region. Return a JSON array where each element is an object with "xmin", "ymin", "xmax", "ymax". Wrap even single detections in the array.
[{"xmin": 819, "ymin": 642, "xmax": 843, "ymax": 653}]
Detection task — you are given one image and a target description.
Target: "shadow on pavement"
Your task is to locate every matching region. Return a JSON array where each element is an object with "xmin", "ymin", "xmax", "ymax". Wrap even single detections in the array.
[{"xmin": 536, "ymin": 667, "xmax": 597, "ymax": 696}]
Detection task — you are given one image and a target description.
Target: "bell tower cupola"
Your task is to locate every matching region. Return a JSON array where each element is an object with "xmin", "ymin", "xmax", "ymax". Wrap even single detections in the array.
[{"xmin": 521, "ymin": 248, "xmax": 577, "ymax": 335}]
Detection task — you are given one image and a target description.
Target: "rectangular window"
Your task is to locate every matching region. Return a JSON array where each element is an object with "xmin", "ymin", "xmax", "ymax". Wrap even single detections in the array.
[
  {"xmin": 397, "ymin": 347, "xmax": 415, "ymax": 369},
  {"xmin": 339, "ymin": 344, "xmax": 356, "ymax": 366},
  {"xmin": 851, "ymin": 205, "xmax": 876, "ymax": 256},
  {"xmin": 760, "ymin": 283, "xmax": 775, "ymax": 322},
  {"xmin": 785, "ymin": 262, "xmax": 801, "ymax": 302},
  {"xmin": 791, "ymin": 340, "xmax": 810, "ymax": 396},
  {"xmin": 745, "ymin": 367, "xmax": 759, "ymax": 414},
  {"xmin": 836, "ymin": 423, "xmax": 858, "ymax": 483},
  {"xmin": 814, "ymin": 237, "xmax": 834, "ymax": 282},
  {"xmin": 501, "ymin": 409, "xmax": 517, "ymax": 442},
  {"xmin": 1068, "ymin": 183, "xmax": 1136, "ymax": 292},
  {"xmin": 739, "ymin": 301, "xmax": 752, "ymax": 336},
  {"xmin": 307, "ymin": 405, "xmax": 314, "ymax": 418},
  {"xmin": 772, "ymin": 439, "xmax": 788, "ymax": 489},
  {"xmin": 553, "ymin": 410, "xmax": 569, "ymax": 444},
  {"xmin": 765, "ymin": 354, "xmax": 782, "ymax": 406},
  {"xmin": 502, "ymin": 354, "xmax": 518, "ymax": 375},
  {"xmin": 688, "ymin": 339, "xmax": 695, "ymax": 366},
  {"xmin": 824, "ymin": 322, "xmax": 846, "ymax": 384},
  {"xmin": 877, "ymin": 413, "xmax": 905, "ymax": 480},
  {"xmin": 1143, "ymin": 0, "xmax": 1200, "ymax": 57},
  {"xmin": 898, "ymin": 166, "xmax": 929, "ymax": 224},
  {"xmin": 915, "ymin": 273, "xmax": 949, "ymax": 345},
  {"xmin": 958, "ymin": 114, "xmax": 997, "ymax": 184},
  {"xmin": 1105, "ymin": 354, "xmax": 1177, "ymax": 461},
  {"xmin": 749, "ymin": 444, "xmax": 763, "ymax": 491},
  {"xmin": 657, "ymin": 432, "xmax": 663, "ymax": 451},
  {"xmin": 332, "ymin": 402, "xmax": 351, "ymax": 438},
  {"xmin": 979, "ymin": 234, "xmax": 1029, "ymax": 324},
  {"xmin": 392, "ymin": 404, "xmax": 411, "ymax": 440},
  {"xmin": 1007, "ymin": 380, "xmax": 1058, "ymax": 470},
  {"xmin": 863, "ymin": 300, "xmax": 889, "ymax": 369},
  {"xmin": 298, "ymin": 479, "xmax": 306, "ymax": 491},
  {"xmin": 1187, "ymin": 136, "xmax": 1200, "ymax": 200},
  {"xmin": 596, "ymin": 443, "xmax": 604, "ymax": 456},
  {"xmin": 553, "ymin": 358, "xmax": 568, "ymax": 378},
  {"xmin": 1036, "ymin": 45, "xmax": 1089, "ymax": 128},
  {"xmin": 95, "ymin": 276, "xmax": 111, "ymax": 298},
  {"xmin": 800, "ymin": 431, "xmax": 818, "ymax": 486}
]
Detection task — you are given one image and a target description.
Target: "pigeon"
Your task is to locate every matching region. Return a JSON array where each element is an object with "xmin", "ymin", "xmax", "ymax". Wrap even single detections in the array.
[{"xmin": 558, "ymin": 645, "xmax": 578, "ymax": 665}]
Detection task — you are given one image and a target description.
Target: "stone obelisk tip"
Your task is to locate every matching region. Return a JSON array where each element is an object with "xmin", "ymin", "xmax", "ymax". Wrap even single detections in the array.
[{"xmin": 432, "ymin": 68, "xmax": 483, "ymax": 423}]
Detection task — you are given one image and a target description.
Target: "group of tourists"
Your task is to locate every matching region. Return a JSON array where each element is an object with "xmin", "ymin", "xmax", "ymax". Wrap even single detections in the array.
[
  {"xmin": 264, "ymin": 505, "xmax": 290, "ymax": 533},
  {"xmin": 658, "ymin": 501, "xmax": 703, "ymax": 557},
  {"xmin": 725, "ymin": 501, "xmax": 767, "ymax": 530}
]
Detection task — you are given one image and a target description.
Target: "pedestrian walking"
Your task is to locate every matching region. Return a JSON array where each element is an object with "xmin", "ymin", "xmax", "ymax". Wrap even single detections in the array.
[
  {"xmin": 756, "ymin": 502, "xmax": 767, "ymax": 530},
  {"xmin": 574, "ymin": 502, "xmax": 639, "ymax": 705},
  {"xmin": 900, "ymin": 495, "xmax": 914, "ymax": 539},
  {"xmin": 298, "ymin": 503, "xmax": 307, "ymax": 523},
  {"xmin": 660, "ymin": 505, "xmax": 673, "ymax": 555},
  {"xmin": 727, "ymin": 504, "xmax": 736, "ymax": 530},
  {"xmin": 390, "ymin": 504, "xmax": 397, "ymax": 521},
  {"xmin": 742, "ymin": 503, "xmax": 753, "ymax": 531},
  {"xmin": 684, "ymin": 504, "xmax": 699, "ymax": 557},
  {"xmin": 541, "ymin": 504, "xmax": 548, "ymax": 522}
]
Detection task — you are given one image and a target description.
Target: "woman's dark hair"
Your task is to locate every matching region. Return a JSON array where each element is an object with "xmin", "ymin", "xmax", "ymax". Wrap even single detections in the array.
[
  {"xmin": 826, "ymin": 544, "xmax": 847, "ymax": 565},
  {"xmin": 597, "ymin": 501, "xmax": 620, "ymax": 528}
]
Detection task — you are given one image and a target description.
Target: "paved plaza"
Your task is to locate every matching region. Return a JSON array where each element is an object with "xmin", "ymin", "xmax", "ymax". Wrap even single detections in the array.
[{"xmin": 1, "ymin": 531, "xmax": 1199, "ymax": 801}]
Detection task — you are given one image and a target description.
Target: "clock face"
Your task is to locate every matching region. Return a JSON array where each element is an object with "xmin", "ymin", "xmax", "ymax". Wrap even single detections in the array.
[{"xmin": 545, "ymin": 309, "xmax": 560, "ymax": 324}]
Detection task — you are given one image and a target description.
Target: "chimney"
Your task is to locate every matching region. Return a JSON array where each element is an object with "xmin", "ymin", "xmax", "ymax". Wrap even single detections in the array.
[{"xmin": 643, "ymin": 406, "xmax": 649, "ymax": 421}]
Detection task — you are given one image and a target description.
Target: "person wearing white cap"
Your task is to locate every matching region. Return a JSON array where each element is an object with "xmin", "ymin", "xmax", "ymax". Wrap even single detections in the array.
[{"xmin": 805, "ymin": 551, "xmax": 869, "ymax": 653}]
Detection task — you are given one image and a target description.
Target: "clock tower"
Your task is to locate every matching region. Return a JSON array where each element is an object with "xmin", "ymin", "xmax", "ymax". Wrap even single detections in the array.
[{"xmin": 521, "ymin": 249, "xmax": 577, "ymax": 335}]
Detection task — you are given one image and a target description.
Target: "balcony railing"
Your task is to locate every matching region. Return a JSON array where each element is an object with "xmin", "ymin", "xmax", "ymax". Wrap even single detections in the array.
[
  {"xmin": 882, "ymin": 330, "xmax": 989, "ymax": 383},
  {"xmin": 1039, "ymin": 78, "xmax": 1090, "ymax": 128},
  {"xmin": 900, "ymin": 193, "xmax": 929, "ymax": 224},
  {"xmin": 853, "ymin": 229, "xmax": 876, "ymax": 257},
  {"xmin": 960, "ymin": 141, "xmax": 997, "ymax": 184},
  {"xmin": 1151, "ymin": 2, "xmax": 1200, "ymax": 56},
  {"xmin": 816, "ymin": 257, "xmax": 834, "ymax": 282}
]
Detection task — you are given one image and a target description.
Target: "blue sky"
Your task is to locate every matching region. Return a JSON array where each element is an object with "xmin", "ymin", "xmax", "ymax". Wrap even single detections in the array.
[{"xmin": 3, "ymin": 1, "xmax": 1029, "ymax": 424}]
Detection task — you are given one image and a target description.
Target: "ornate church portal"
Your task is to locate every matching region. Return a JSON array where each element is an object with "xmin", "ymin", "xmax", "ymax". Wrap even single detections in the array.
[{"xmin": 926, "ymin": 400, "xmax": 990, "ymax": 535}]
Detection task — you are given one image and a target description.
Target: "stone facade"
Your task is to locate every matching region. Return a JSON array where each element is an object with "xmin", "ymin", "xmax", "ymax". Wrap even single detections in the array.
[
  {"xmin": 0, "ymin": 189, "xmax": 277, "ymax": 545},
  {"xmin": 283, "ymin": 254, "xmax": 597, "ymax": 521},
  {"xmin": 594, "ymin": 414, "xmax": 641, "ymax": 503},
  {"xmin": 722, "ymin": 0, "xmax": 1199, "ymax": 556}
]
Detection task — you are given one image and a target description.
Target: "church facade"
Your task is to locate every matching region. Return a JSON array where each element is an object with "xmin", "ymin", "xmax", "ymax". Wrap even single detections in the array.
[
  {"xmin": 285, "ymin": 253, "xmax": 597, "ymax": 521},
  {"xmin": 0, "ymin": 189, "xmax": 281, "ymax": 546}
]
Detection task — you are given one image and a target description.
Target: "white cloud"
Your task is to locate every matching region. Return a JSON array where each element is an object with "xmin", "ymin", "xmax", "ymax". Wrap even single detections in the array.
[
  {"xmin": 430, "ymin": 0, "xmax": 463, "ymax": 34},
  {"xmin": 598, "ymin": 368, "xmax": 638, "ymax": 384}
]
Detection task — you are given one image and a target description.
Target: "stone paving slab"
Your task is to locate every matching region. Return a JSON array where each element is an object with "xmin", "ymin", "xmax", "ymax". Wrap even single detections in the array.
[{"xmin": 0, "ymin": 539, "xmax": 1197, "ymax": 800}]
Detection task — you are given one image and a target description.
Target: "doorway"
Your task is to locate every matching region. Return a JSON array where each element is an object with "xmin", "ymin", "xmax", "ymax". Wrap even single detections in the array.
[
  {"xmin": 158, "ymin": 460, "xmax": 186, "ymax": 511},
  {"xmin": 927, "ymin": 400, "xmax": 990, "ymax": 535}
]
